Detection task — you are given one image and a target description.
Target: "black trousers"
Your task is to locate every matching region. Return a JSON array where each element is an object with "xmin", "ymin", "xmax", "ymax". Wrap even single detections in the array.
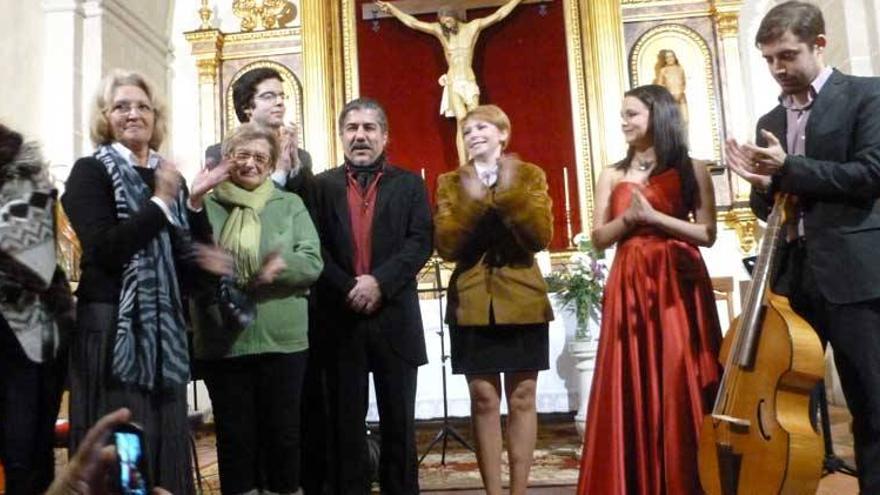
[
  {"xmin": 776, "ymin": 242, "xmax": 880, "ymax": 492},
  {"xmin": 0, "ymin": 316, "xmax": 65, "ymax": 495},
  {"xmin": 300, "ymin": 335, "xmax": 330, "ymax": 495},
  {"xmin": 326, "ymin": 322, "xmax": 419, "ymax": 495},
  {"xmin": 202, "ymin": 351, "xmax": 308, "ymax": 495}
]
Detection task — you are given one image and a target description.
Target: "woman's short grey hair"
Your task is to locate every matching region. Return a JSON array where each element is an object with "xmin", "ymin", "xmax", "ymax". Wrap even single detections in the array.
[{"xmin": 221, "ymin": 123, "xmax": 280, "ymax": 170}]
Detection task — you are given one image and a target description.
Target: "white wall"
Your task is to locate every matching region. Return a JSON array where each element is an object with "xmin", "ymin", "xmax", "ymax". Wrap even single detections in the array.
[{"xmin": 0, "ymin": 1, "xmax": 45, "ymax": 140}]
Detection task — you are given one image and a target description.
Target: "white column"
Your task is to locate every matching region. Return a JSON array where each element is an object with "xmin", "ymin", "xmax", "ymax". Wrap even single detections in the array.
[
  {"xmin": 81, "ymin": 0, "xmax": 104, "ymax": 156},
  {"xmin": 714, "ymin": 5, "xmax": 752, "ymax": 202},
  {"xmin": 40, "ymin": 0, "xmax": 84, "ymax": 181}
]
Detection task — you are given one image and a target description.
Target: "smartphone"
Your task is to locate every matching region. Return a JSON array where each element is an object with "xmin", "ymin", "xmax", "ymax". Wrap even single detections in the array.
[{"xmin": 111, "ymin": 423, "xmax": 149, "ymax": 495}]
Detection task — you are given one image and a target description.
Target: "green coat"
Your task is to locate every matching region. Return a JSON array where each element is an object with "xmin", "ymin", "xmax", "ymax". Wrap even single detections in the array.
[{"xmin": 190, "ymin": 188, "xmax": 323, "ymax": 360}]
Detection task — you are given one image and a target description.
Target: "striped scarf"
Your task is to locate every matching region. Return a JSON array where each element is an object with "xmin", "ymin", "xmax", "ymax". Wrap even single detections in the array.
[{"xmin": 95, "ymin": 144, "xmax": 190, "ymax": 390}]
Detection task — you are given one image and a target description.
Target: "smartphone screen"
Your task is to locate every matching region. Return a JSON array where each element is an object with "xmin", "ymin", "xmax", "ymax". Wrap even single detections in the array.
[{"xmin": 112, "ymin": 424, "xmax": 149, "ymax": 495}]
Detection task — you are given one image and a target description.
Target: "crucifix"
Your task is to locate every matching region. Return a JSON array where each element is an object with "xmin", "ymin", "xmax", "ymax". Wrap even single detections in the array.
[{"xmin": 367, "ymin": 0, "xmax": 553, "ymax": 164}]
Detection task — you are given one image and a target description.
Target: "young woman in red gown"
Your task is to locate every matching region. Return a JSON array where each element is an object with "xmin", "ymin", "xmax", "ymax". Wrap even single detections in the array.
[{"xmin": 577, "ymin": 84, "xmax": 722, "ymax": 494}]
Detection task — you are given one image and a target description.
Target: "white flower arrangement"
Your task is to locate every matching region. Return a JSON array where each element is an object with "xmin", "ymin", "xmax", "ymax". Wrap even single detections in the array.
[{"xmin": 545, "ymin": 233, "xmax": 607, "ymax": 341}]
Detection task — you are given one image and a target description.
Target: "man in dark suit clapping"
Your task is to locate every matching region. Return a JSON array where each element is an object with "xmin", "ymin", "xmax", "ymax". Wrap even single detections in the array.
[
  {"xmin": 728, "ymin": 2, "xmax": 880, "ymax": 491},
  {"xmin": 312, "ymin": 98, "xmax": 433, "ymax": 495}
]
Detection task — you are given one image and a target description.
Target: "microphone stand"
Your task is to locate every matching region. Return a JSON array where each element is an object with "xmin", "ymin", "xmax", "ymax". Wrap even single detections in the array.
[{"xmin": 418, "ymin": 257, "xmax": 474, "ymax": 465}]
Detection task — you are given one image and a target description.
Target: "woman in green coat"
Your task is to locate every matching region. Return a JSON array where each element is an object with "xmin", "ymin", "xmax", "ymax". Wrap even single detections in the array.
[{"xmin": 190, "ymin": 123, "xmax": 323, "ymax": 495}]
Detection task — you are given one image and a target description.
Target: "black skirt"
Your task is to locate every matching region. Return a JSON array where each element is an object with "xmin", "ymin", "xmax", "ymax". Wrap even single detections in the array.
[
  {"xmin": 449, "ymin": 322, "xmax": 549, "ymax": 375},
  {"xmin": 68, "ymin": 303, "xmax": 194, "ymax": 495}
]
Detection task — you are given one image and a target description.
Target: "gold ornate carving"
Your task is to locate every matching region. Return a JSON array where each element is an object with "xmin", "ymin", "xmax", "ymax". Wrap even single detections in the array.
[
  {"xmin": 225, "ymin": 61, "xmax": 304, "ymax": 134},
  {"xmin": 724, "ymin": 207, "xmax": 758, "ymax": 254},
  {"xmin": 185, "ymin": 29, "xmax": 223, "ymax": 83},
  {"xmin": 715, "ymin": 11, "xmax": 738, "ymax": 37},
  {"xmin": 578, "ymin": 0, "xmax": 627, "ymax": 228},
  {"xmin": 564, "ymin": 0, "xmax": 596, "ymax": 228},
  {"xmin": 342, "ymin": 0, "xmax": 359, "ymax": 102},
  {"xmin": 199, "ymin": 0, "xmax": 213, "ymax": 30},
  {"xmin": 196, "ymin": 59, "xmax": 218, "ymax": 84},
  {"xmin": 233, "ymin": 0, "xmax": 299, "ymax": 31},
  {"xmin": 630, "ymin": 23, "xmax": 722, "ymax": 162},
  {"xmin": 302, "ymin": 0, "xmax": 341, "ymax": 169}
]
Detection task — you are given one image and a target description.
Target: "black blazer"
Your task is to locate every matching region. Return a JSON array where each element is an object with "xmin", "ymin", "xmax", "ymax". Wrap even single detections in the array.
[
  {"xmin": 312, "ymin": 163, "xmax": 433, "ymax": 366},
  {"xmin": 750, "ymin": 70, "xmax": 880, "ymax": 304}
]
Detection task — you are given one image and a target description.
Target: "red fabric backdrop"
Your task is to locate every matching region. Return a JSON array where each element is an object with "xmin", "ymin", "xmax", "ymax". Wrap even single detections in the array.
[{"xmin": 356, "ymin": 0, "xmax": 579, "ymax": 250}]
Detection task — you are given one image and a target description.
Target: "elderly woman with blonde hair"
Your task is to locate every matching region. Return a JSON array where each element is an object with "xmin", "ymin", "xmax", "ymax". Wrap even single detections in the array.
[{"xmin": 62, "ymin": 69, "xmax": 228, "ymax": 494}]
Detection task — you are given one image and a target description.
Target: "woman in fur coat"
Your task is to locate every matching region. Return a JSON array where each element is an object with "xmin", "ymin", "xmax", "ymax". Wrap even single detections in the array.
[{"xmin": 434, "ymin": 104, "xmax": 554, "ymax": 495}]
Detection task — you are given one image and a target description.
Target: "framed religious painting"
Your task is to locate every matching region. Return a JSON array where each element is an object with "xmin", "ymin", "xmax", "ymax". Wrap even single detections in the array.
[{"xmin": 629, "ymin": 23, "xmax": 722, "ymax": 164}]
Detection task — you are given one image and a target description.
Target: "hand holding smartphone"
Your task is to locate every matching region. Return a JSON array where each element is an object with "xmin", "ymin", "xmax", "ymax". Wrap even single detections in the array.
[{"xmin": 111, "ymin": 423, "xmax": 150, "ymax": 495}]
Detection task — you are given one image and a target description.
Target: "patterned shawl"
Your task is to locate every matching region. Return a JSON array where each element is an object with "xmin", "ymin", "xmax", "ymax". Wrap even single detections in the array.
[
  {"xmin": 95, "ymin": 144, "xmax": 190, "ymax": 390},
  {"xmin": 0, "ymin": 142, "xmax": 63, "ymax": 363}
]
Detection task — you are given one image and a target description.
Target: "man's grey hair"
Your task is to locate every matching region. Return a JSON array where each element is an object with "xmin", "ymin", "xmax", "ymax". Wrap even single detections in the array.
[{"xmin": 337, "ymin": 97, "xmax": 389, "ymax": 134}]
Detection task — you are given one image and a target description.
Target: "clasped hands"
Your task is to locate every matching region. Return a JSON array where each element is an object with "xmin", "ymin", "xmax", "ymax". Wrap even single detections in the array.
[
  {"xmin": 622, "ymin": 188, "xmax": 656, "ymax": 228},
  {"xmin": 348, "ymin": 274, "xmax": 382, "ymax": 315},
  {"xmin": 726, "ymin": 129, "xmax": 787, "ymax": 190},
  {"xmin": 460, "ymin": 156, "xmax": 518, "ymax": 202}
]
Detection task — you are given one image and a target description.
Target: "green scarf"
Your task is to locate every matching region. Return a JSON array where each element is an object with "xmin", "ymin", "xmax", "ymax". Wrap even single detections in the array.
[{"xmin": 213, "ymin": 179, "xmax": 275, "ymax": 283}]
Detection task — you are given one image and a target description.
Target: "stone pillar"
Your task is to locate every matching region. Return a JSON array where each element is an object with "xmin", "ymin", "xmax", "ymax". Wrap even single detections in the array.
[
  {"xmin": 185, "ymin": 29, "xmax": 224, "ymax": 166},
  {"xmin": 577, "ymin": 0, "xmax": 626, "ymax": 227},
  {"xmin": 40, "ymin": 0, "xmax": 84, "ymax": 180},
  {"xmin": 301, "ymin": 0, "xmax": 340, "ymax": 170},
  {"xmin": 713, "ymin": 0, "xmax": 751, "ymax": 203}
]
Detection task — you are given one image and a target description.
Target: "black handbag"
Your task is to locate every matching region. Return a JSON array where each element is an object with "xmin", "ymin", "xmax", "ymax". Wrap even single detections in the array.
[{"xmin": 217, "ymin": 275, "xmax": 256, "ymax": 331}]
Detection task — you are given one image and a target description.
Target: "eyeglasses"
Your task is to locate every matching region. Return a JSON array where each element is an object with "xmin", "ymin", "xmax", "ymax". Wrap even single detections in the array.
[
  {"xmin": 254, "ymin": 91, "xmax": 286, "ymax": 102},
  {"xmin": 231, "ymin": 150, "xmax": 271, "ymax": 167},
  {"xmin": 109, "ymin": 102, "xmax": 154, "ymax": 115}
]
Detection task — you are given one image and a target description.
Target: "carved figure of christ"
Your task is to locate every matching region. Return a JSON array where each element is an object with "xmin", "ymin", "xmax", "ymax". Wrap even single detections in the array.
[{"xmin": 372, "ymin": 0, "xmax": 530, "ymax": 163}]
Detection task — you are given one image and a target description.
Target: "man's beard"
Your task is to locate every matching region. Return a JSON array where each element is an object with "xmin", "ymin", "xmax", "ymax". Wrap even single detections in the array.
[{"xmin": 441, "ymin": 24, "xmax": 458, "ymax": 37}]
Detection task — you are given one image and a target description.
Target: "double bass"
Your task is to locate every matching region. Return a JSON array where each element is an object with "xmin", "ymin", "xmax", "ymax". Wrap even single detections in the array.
[{"xmin": 698, "ymin": 194, "xmax": 825, "ymax": 494}]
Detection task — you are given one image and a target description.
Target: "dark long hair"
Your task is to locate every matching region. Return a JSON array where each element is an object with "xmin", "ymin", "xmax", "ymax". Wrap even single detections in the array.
[
  {"xmin": 616, "ymin": 84, "xmax": 696, "ymax": 213},
  {"xmin": 0, "ymin": 123, "xmax": 23, "ymax": 167},
  {"xmin": 0, "ymin": 123, "xmax": 24, "ymax": 187}
]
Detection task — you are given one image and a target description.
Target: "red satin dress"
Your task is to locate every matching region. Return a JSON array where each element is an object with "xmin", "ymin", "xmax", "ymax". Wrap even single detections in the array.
[{"xmin": 577, "ymin": 169, "xmax": 722, "ymax": 495}]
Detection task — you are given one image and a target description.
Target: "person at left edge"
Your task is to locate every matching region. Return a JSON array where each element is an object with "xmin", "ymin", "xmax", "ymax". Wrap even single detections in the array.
[
  {"xmin": 0, "ymin": 123, "xmax": 75, "ymax": 495},
  {"xmin": 312, "ymin": 97, "xmax": 433, "ymax": 495}
]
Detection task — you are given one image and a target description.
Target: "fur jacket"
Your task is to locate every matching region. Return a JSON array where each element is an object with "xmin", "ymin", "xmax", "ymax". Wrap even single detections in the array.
[{"xmin": 435, "ymin": 157, "xmax": 554, "ymax": 326}]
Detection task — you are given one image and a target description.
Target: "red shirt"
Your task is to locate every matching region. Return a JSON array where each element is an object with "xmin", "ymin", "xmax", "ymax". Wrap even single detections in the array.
[{"xmin": 346, "ymin": 171, "xmax": 383, "ymax": 275}]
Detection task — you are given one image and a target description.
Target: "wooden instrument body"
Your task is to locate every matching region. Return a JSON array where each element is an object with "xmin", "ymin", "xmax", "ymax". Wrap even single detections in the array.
[
  {"xmin": 698, "ymin": 194, "xmax": 825, "ymax": 495},
  {"xmin": 698, "ymin": 290, "xmax": 824, "ymax": 494}
]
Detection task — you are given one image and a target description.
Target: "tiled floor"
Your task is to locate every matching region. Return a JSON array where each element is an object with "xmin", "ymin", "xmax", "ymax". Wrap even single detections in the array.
[
  {"xmin": 38, "ymin": 404, "xmax": 859, "ymax": 494},
  {"xmin": 189, "ymin": 405, "xmax": 861, "ymax": 494}
]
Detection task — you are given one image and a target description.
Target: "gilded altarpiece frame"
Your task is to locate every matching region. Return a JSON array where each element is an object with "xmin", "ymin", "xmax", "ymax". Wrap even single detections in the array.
[{"xmin": 337, "ymin": 0, "xmax": 627, "ymax": 235}]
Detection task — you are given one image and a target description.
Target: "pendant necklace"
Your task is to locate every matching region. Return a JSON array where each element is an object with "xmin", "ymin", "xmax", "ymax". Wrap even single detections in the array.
[{"xmin": 635, "ymin": 158, "xmax": 654, "ymax": 172}]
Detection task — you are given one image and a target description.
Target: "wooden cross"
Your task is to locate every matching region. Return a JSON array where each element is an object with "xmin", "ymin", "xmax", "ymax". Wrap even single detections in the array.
[{"xmin": 361, "ymin": 0, "xmax": 553, "ymax": 21}]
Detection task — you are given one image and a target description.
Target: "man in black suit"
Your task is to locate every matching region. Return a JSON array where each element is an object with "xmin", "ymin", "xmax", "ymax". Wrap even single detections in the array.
[
  {"xmin": 204, "ymin": 67, "xmax": 315, "ymax": 207},
  {"xmin": 312, "ymin": 98, "xmax": 432, "ymax": 494},
  {"xmin": 728, "ymin": 2, "xmax": 880, "ymax": 491}
]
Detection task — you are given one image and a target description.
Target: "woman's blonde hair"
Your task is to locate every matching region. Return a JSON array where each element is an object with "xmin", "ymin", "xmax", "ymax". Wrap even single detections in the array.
[
  {"xmin": 221, "ymin": 123, "xmax": 280, "ymax": 170},
  {"xmin": 89, "ymin": 69, "xmax": 167, "ymax": 150},
  {"xmin": 461, "ymin": 104, "xmax": 511, "ymax": 150}
]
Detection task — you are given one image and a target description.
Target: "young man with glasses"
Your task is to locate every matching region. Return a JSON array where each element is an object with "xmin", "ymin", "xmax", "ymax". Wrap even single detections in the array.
[{"xmin": 205, "ymin": 67, "xmax": 315, "ymax": 209}]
